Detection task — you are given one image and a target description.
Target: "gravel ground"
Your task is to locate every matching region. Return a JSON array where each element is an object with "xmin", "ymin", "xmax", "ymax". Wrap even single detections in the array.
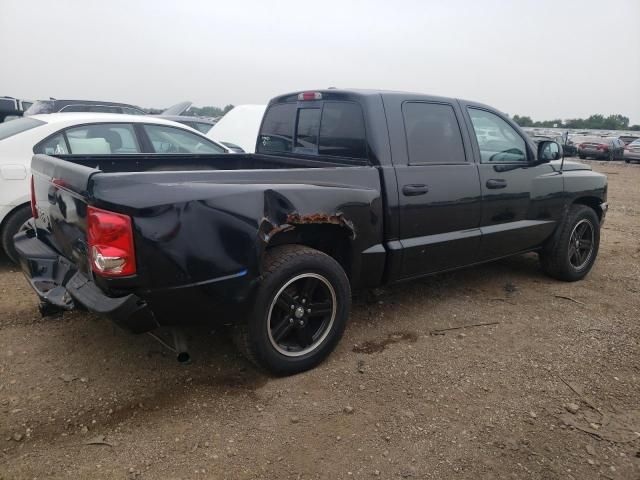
[{"xmin": 1, "ymin": 160, "xmax": 639, "ymax": 480}]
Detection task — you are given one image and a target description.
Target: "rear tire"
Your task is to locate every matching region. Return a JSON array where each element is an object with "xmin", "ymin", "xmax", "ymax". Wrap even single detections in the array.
[
  {"xmin": 234, "ymin": 245, "xmax": 351, "ymax": 375},
  {"xmin": 539, "ymin": 205, "xmax": 600, "ymax": 282},
  {"xmin": 1, "ymin": 205, "xmax": 31, "ymax": 264},
  {"xmin": 579, "ymin": 154, "xmax": 586, "ymax": 159}
]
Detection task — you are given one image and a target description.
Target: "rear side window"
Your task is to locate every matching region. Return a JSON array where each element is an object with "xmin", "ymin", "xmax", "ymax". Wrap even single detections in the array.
[
  {"xmin": 258, "ymin": 103, "xmax": 295, "ymax": 153},
  {"xmin": 403, "ymin": 102, "xmax": 466, "ymax": 165},
  {"xmin": 35, "ymin": 133, "xmax": 69, "ymax": 155},
  {"xmin": 143, "ymin": 124, "xmax": 225, "ymax": 154},
  {"xmin": 65, "ymin": 123, "xmax": 141, "ymax": 154},
  {"xmin": 0, "ymin": 117, "xmax": 45, "ymax": 141}
]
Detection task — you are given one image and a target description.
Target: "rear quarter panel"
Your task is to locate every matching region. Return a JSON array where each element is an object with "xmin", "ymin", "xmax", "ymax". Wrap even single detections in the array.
[{"xmin": 90, "ymin": 166, "xmax": 384, "ymax": 298}]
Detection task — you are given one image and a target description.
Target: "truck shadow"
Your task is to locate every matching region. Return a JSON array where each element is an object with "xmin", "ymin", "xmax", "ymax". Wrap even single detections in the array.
[
  {"xmin": 0, "ymin": 253, "xmax": 15, "ymax": 272},
  {"xmin": 2, "ymin": 252, "xmax": 550, "ymax": 446}
]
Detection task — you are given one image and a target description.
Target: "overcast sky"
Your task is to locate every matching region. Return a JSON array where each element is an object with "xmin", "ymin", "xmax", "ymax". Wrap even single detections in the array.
[{"xmin": 1, "ymin": 0, "xmax": 639, "ymax": 123}]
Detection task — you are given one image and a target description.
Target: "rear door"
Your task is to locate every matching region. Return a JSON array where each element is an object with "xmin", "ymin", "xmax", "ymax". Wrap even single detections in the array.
[
  {"xmin": 385, "ymin": 97, "xmax": 482, "ymax": 278},
  {"xmin": 462, "ymin": 106, "xmax": 563, "ymax": 260}
]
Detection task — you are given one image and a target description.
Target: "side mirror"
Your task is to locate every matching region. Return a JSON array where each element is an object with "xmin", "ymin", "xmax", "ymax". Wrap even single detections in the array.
[{"xmin": 537, "ymin": 140, "xmax": 562, "ymax": 163}]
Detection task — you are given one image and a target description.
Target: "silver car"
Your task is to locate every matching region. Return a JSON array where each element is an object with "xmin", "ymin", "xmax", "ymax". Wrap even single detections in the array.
[{"xmin": 624, "ymin": 139, "xmax": 640, "ymax": 163}]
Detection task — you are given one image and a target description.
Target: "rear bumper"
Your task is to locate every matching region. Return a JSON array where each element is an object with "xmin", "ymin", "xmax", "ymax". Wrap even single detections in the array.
[
  {"xmin": 14, "ymin": 228, "xmax": 158, "ymax": 333},
  {"xmin": 578, "ymin": 150, "xmax": 607, "ymax": 158}
]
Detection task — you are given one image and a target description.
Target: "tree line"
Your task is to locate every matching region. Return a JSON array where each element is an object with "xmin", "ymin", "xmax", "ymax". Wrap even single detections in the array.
[{"xmin": 512, "ymin": 114, "xmax": 640, "ymax": 131}]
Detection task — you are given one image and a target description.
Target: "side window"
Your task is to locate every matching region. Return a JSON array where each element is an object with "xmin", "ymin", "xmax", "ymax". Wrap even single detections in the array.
[
  {"xmin": 143, "ymin": 124, "xmax": 225, "ymax": 154},
  {"xmin": 35, "ymin": 133, "xmax": 69, "ymax": 155},
  {"xmin": 403, "ymin": 102, "xmax": 466, "ymax": 164},
  {"xmin": 319, "ymin": 102, "xmax": 367, "ymax": 159},
  {"xmin": 65, "ymin": 123, "xmax": 141, "ymax": 154},
  {"xmin": 258, "ymin": 103, "xmax": 295, "ymax": 153},
  {"xmin": 295, "ymin": 108, "xmax": 321, "ymax": 153},
  {"xmin": 468, "ymin": 109, "xmax": 527, "ymax": 163}
]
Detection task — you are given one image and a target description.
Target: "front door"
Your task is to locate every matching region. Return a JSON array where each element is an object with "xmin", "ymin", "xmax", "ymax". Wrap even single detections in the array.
[
  {"xmin": 395, "ymin": 101, "xmax": 482, "ymax": 278},
  {"xmin": 464, "ymin": 107, "xmax": 563, "ymax": 261}
]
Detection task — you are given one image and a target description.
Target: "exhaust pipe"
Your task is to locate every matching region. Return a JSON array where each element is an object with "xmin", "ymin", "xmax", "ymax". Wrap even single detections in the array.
[
  {"xmin": 147, "ymin": 329, "xmax": 191, "ymax": 364},
  {"xmin": 172, "ymin": 329, "xmax": 191, "ymax": 365}
]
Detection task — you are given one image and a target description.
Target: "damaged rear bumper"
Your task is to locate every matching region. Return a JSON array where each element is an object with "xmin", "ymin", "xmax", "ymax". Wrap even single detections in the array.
[{"xmin": 14, "ymin": 230, "xmax": 158, "ymax": 333}]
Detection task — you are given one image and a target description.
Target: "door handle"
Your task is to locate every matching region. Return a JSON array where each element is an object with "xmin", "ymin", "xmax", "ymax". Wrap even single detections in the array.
[
  {"xmin": 402, "ymin": 184, "xmax": 429, "ymax": 196},
  {"xmin": 486, "ymin": 179, "xmax": 507, "ymax": 189}
]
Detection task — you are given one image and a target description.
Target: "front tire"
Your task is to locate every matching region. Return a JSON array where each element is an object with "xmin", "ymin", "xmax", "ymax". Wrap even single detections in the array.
[
  {"xmin": 235, "ymin": 245, "xmax": 351, "ymax": 375},
  {"xmin": 1, "ymin": 205, "xmax": 31, "ymax": 264},
  {"xmin": 578, "ymin": 154, "xmax": 586, "ymax": 159},
  {"xmin": 539, "ymin": 205, "xmax": 600, "ymax": 281}
]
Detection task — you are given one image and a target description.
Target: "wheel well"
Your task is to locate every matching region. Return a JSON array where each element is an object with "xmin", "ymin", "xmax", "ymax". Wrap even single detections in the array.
[
  {"xmin": 0, "ymin": 203, "xmax": 31, "ymax": 234},
  {"xmin": 266, "ymin": 225, "xmax": 352, "ymax": 278},
  {"xmin": 572, "ymin": 196, "xmax": 603, "ymax": 220}
]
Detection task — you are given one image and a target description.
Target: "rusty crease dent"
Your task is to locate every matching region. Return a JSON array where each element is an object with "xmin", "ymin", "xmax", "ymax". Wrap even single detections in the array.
[
  {"xmin": 263, "ymin": 211, "xmax": 356, "ymax": 241},
  {"xmin": 287, "ymin": 212, "xmax": 355, "ymax": 237}
]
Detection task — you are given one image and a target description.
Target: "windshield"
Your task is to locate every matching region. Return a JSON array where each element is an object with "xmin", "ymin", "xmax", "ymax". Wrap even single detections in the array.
[{"xmin": 0, "ymin": 117, "xmax": 45, "ymax": 141}]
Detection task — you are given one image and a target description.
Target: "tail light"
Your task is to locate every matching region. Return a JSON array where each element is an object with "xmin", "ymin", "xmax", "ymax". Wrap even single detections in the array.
[
  {"xmin": 30, "ymin": 176, "xmax": 37, "ymax": 218},
  {"xmin": 87, "ymin": 206, "xmax": 136, "ymax": 277},
  {"xmin": 578, "ymin": 143, "xmax": 585, "ymax": 149}
]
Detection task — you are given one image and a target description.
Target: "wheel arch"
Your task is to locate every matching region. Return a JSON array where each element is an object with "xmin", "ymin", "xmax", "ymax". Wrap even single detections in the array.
[
  {"xmin": 0, "ymin": 202, "xmax": 31, "ymax": 235},
  {"xmin": 572, "ymin": 196, "xmax": 604, "ymax": 221},
  {"xmin": 265, "ymin": 224, "xmax": 353, "ymax": 280}
]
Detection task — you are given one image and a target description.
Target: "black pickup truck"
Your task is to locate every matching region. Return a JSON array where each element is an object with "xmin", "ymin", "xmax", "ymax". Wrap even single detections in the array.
[{"xmin": 16, "ymin": 89, "xmax": 608, "ymax": 375}]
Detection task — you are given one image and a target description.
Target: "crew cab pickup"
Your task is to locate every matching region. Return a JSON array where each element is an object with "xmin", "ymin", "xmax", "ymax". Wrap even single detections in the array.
[{"xmin": 16, "ymin": 89, "xmax": 608, "ymax": 375}]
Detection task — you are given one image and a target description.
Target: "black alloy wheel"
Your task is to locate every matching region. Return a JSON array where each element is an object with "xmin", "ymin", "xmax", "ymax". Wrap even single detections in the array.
[
  {"xmin": 267, "ymin": 272, "xmax": 336, "ymax": 357},
  {"xmin": 568, "ymin": 219, "xmax": 595, "ymax": 270}
]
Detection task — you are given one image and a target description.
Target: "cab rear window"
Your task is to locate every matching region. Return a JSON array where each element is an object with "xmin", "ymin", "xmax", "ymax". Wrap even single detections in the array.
[
  {"xmin": 258, "ymin": 101, "xmax": 367, "ymax": 160},
  {"xmin": 0, "ymin": 117, "xmax": 45, "ymax": 141}
]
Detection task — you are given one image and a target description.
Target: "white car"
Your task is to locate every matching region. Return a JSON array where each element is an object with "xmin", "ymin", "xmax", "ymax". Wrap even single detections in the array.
[
  {"xmin": 0, "ymin": 113, "xmax": 230, "ymax": 262},
  {"xmin": 207, "ymin": 104, "xmax": 266, "ymax": 153}
]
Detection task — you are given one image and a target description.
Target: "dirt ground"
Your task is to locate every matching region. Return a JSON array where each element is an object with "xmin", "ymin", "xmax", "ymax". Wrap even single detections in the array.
[{"xmin": 1, "ymin": 161, "xmax": 639, "ymax": 480}]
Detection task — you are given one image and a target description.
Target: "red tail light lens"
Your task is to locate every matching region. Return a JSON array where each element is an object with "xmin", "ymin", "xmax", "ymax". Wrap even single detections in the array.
[
  {"xmin": 30, "ymin": 176, "xmax": 37, "ymax": 218},
  {"xmin": 87, "ymin": 206, "xmax": 136, "ymax": 277}
]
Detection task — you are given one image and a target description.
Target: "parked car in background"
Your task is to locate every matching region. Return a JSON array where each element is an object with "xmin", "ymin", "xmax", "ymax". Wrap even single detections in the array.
[
  {"xmin": 159, "ymin": 115, "xmax": 217, "ymax": 134},
  {"xmin": 207, "ymin": 104, "xmax": 266, "ymax": 153},
  {"xmin": 577, "ymin": 136, "xmax": 625, "ymax": 161},
  {"xmin": 619, "ymin": 135, "xmax": 639, "ymax": 146},
  {"xmin": 15, "ymin": 89, "xmax": 607, "ymax": 375},
  {"xmin": 24, "ymin": 99, "xmax": 146, "ymax": 116},
  {"xmin": 155, "ymin": 101, "xmax": 219, "ymax": 134},
  {"xmin": 0, "ymin": 96, "xmax": 33, "ymax": 123},
  {"xmin": 0, "ymin": 113, "xmax": 229, "ymax": 262},
  {"xmin": 624, "ymin": 139, "xmax": 640, "ymax": 163}
]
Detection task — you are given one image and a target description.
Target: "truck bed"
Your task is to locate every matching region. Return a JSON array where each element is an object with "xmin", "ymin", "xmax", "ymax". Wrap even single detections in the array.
[{"xmin": 28, "ymin": 153, "xmax": 386, "ymax": 303}]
